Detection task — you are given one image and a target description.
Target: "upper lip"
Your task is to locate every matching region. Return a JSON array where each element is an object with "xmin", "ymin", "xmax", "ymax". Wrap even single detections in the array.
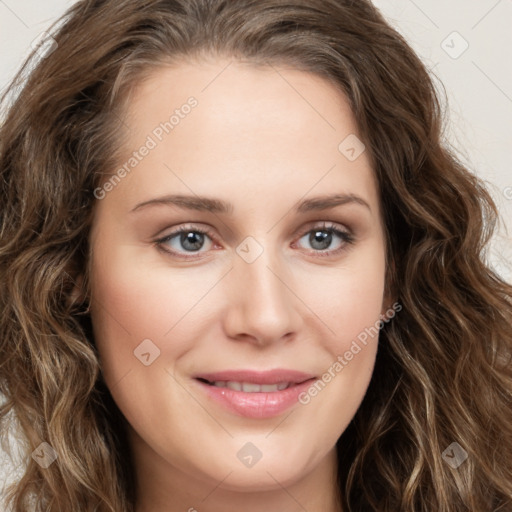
[{"xmin": 194, "ymin": 369, "xmax": 316, "ymax": 385}]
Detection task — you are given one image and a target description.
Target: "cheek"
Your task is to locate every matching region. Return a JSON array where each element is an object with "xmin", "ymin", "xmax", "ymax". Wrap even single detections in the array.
[
  {"xmin": 294, "ymin": 240, "xmax": 386, "ymax": 415},
  {"xmin": 305, "ymin": 244, "xmax": 386, "ymax": 350},
  {"xmin": 297, "ymin": 272, "xmax": 384, "ymax": 446},
  {"xmin": 88, "ymin": 240, "xmax": 232, "ymax": 399},
  {"xmin": 89, "ymin": 244, "xmax": 186, "ymax": 382}
]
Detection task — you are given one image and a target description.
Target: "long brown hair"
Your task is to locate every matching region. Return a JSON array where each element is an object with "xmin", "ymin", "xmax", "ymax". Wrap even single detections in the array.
[{"xmin": 1, "ymin": 1, "xmax": 511, "ymax": 510}]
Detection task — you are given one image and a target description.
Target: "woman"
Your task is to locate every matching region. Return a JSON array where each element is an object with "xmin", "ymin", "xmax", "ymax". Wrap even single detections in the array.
[{"xmin": 1, "ymin": 0, "xmax": 511, "ymax": 510}]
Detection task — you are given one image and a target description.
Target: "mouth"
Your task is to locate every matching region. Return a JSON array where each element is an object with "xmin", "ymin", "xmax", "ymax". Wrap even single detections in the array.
[
  {"xmin": 193, "ymin": 369, "xmax": 317, "ymax": 419},
  {"xmin": 196, "ymin": 379, "xmax": 294, "ymax": 392}
]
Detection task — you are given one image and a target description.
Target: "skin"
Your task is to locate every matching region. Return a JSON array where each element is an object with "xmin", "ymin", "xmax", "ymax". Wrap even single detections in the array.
[{"xmin": 87, "ymin": 56, "xmax": 389, "ymax": 512}]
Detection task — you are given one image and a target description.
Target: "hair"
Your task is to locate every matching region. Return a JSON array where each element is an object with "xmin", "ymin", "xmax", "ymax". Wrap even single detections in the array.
[{"xmin": 1, "ymin": 0, "xmax": 511, "ymax": 510}]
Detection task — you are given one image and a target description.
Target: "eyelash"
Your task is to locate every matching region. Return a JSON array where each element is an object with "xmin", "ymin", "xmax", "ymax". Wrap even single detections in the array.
[{"xmin": 154, "ymin": 222, "xmax": 355, "ymax": 261}]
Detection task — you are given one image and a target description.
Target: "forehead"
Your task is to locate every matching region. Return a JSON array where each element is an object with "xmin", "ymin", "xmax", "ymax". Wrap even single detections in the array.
[
  {"xmin": 102, "ymin": 58, "xmax": 381, "ymax": 219},
  {"xmin": 123, "ymin": 58, "xmax": 359, "ymax": 148}
]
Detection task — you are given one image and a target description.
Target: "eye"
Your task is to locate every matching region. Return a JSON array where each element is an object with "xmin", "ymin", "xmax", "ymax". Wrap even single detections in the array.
[
  {"xmin": 154, "ymin": 222, "xmax": 355, "ymax": 260},
  {"xmin": 293, "ymin": 222, "xmax": 355, "ymax": 257},
  {"xmin": 154, "ymin": 225, "xmax": 215, "ymax": 259}
]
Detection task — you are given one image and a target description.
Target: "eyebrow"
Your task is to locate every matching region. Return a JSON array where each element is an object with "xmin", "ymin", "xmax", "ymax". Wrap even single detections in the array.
[{"xmin": 130, "ymin": 193, "xmax": 372, "ymax": 214}]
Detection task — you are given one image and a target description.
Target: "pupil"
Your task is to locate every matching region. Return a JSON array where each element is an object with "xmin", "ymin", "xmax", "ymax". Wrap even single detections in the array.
[
  {"xmin": 182, "ymin": 232, "xmax": 204, "ymax": 251},
  {"xmin": 311, "ymin": 230, "xmax": 331, "ymax": 250}
]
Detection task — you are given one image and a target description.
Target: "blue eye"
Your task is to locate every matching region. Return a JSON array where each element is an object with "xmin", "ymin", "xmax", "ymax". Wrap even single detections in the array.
[
  {"xmin": 156, "ymin": 226, "xmax": 214, "ymax": 256},
  {"xmin": 154, "ymin": 222, "xmax": 354, "ymax": 260},
  {"xmin": 296, "ymin": 224, "xmax": 355, "ymax": 254}
]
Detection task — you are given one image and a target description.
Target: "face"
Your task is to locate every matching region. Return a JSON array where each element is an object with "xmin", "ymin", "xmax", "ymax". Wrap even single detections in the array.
[{"xmin": 88, "ymin": 57, "xmax": 388, "ymax": 495}]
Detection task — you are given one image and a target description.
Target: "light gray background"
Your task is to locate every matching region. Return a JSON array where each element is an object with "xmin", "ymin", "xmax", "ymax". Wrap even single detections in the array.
[{"xmin": 1, "ymin": 0, "xmax": 511, "ymax": 497}]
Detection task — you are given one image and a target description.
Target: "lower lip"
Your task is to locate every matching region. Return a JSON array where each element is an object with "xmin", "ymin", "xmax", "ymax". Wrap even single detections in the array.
[{"xmin": 195, "ymin": 378, "xmax": 316, "ymax": 419}]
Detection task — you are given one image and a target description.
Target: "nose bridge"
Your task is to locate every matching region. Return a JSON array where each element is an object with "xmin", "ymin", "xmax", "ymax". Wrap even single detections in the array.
[{"xmin": 225, "ymin": 236, "xmax": 301, "ymax": 343}]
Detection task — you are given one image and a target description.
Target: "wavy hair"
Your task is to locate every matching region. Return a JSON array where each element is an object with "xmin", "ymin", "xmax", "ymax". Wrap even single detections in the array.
[{"xmin": 1, "ymin": 0, "xmax": 511, "ymax": 510}]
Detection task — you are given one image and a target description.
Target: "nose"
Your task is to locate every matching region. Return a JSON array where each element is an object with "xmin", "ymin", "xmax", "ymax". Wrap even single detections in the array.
[{"xmin": 222, "ymin": 242, "xmax": 304, "ymax": 347}]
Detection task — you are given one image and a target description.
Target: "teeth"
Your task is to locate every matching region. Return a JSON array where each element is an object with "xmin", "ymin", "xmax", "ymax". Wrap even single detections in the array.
[
  {"xmin": 226, "ymin": 381, "xmax": 242, "ymax": 391},
  {"xmin": 242, "ymin": 382, "xmax": 261, "ymax": 392},
  {"xmin": 210, "ymin": 381, "xmax": 291, "ymax": 392}
]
